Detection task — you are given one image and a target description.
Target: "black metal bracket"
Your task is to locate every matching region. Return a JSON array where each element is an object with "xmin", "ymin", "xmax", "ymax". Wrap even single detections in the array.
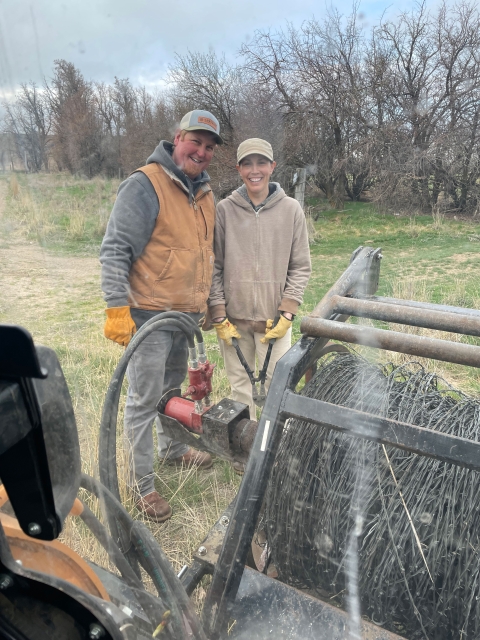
[{"xmin": 0, "ymin": 326, "xmax": 59, "ymax": 540}]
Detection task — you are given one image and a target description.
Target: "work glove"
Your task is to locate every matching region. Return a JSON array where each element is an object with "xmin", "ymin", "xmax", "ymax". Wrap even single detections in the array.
[
  {"xmin": 260, "ymin": 315, "xmax": 292, "ymax": 344},
  {"xmin": 213, "ymin": 318, "xmax": 241, "ymax": 346},
  {"xmin": 104, "ymin": 306, "xmax": 136, "ymax": 346}
]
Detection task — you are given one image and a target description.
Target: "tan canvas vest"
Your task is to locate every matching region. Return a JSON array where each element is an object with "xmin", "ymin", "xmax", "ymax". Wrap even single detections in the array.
[{"xmin": 127, "ymin": 163, "xmax": 215, "ymax": 313}]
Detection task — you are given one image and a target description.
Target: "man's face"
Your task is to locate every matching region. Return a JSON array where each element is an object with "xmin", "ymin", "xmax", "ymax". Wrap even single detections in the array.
[{"xmin": 172, "ymin": 130, "xmax": 217, "ymax": 179}]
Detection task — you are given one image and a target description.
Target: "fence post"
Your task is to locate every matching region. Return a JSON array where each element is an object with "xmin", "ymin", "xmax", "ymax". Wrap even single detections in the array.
[{"xmin": 294, "ymin": 167, "xmax": 307, "ymax": 209}]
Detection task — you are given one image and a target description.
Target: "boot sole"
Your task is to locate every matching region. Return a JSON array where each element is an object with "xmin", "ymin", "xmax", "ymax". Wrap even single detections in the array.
[{"xmin": 136, "ymin": 505, "xmax": 172, "ymax": 523}]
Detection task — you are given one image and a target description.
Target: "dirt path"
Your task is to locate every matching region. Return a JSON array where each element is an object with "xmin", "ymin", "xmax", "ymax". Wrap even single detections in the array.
[{"xmin": 0, "ymin": 181, "xmax": 102, "ymax": 335}]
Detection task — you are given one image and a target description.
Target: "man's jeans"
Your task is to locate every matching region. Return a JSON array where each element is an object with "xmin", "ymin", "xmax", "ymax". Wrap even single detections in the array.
[{"xmin": 125, "ymin": 328, "xmax": 189, "ymax": 497}]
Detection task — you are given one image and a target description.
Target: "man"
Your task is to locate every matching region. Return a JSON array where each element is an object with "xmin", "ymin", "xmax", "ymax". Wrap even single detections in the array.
[
  {"xmin": 100, "ymin": 110, "xmax": 222, "ymax": 522},
  {"xmin": 209, "ymin": 138, "xmax": 311, "ymax": 429}
]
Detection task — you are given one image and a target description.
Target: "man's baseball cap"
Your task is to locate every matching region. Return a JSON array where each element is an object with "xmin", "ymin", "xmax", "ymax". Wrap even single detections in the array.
[
  {"xmin": 237, "ymin": 138, "xmax": 274, "ymax": 164},
  {"xmin": 179, "ymin": 110, "xmax": 223, "ymax": 144}
]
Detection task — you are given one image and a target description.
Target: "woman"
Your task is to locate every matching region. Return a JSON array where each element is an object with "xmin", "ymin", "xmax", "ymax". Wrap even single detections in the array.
[{"xmin": 208, "ymin": 138, "xmax": 312, "ymax": 428}]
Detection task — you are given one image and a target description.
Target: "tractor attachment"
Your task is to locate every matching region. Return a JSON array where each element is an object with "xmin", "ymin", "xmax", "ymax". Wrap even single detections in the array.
[{"xmin": 3, "ymin": 246, "xmax": 480, "ymax": 639}]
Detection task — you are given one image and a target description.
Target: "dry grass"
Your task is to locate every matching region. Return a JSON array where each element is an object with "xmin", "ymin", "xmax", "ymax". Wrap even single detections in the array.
[
  {"xmin": 4, "ymin": 172, "xmax": 118, "ymax": 250},
  {"xmin": 2, "ymin": 171, "xmax": 480, "ymax": 613},
  {"xmin": 0, "ymin": 173, "xmax": 239, "ymax": 608}
]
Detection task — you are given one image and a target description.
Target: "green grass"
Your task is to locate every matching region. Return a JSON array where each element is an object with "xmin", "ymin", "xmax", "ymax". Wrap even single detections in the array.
[
  {"xmin": 301, "ymin": 199, "xmax": 480, "ymax": 315},
  {"xmin": 293, "ymin": 198, "xmax": 480, "ymax": 394}
]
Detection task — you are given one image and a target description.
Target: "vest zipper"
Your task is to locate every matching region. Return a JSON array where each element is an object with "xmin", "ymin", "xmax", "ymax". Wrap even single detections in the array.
[{"xmin": 192, "ymin": 195, "xmax": 204, "ymax": 299}]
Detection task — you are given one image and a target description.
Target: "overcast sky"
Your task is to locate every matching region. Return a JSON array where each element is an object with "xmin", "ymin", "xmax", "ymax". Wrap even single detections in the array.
[{"xmin": 0, "ymin": 0, "xmax": 419, "ymax": 97}]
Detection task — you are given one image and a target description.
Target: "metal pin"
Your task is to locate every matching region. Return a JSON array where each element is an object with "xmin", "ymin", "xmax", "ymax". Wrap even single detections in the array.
[{"xmin": 28, "ymin": 523, "xmax": 41, "ymax": 536}]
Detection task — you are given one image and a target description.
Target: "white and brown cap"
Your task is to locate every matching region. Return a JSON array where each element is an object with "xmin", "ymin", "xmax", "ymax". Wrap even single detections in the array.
[
  {"xmin": 179, "ymin": 110, "xmax": 223, "ymax": 144},
  {"xmin": 237, "ymin": 138, "xmax": 274, "ymax": 163}
]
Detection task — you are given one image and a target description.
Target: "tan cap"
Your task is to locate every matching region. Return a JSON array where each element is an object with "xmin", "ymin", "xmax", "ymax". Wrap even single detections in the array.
[
  {"xmin": 237, "ymin": 138, "xmax": 274, "ymax": 164},
  {"xmin": 179, "ymin": 110, "xmax": 223, "ymax": 144}
]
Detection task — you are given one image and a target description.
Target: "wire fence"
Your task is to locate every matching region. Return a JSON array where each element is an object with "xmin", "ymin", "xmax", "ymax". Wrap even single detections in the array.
[{"xmin": 264, "ymin": 351, "xmax": 480, "ymax": 639}]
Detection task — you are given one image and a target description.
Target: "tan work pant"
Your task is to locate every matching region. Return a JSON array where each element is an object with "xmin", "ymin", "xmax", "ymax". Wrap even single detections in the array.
[{"xmin": 219, "ymin": 325, "xmax": 292, "ymax": 418}]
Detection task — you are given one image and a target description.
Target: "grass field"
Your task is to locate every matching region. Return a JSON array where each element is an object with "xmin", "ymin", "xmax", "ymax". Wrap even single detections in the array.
[{"xmin": 1, "ymin": 171, "xmax": 480, "ymax": 600}]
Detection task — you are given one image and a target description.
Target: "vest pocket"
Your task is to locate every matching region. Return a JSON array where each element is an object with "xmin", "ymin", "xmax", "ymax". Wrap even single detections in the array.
[{"xmin": 153, "ymin": 249, "xmax": 196, "ymax": 309}]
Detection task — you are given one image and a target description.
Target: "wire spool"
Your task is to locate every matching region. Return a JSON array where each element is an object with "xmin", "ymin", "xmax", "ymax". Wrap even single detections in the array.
[{"xmin": 264, "ymin": 351, "xmax": 480, "ymax": 639}]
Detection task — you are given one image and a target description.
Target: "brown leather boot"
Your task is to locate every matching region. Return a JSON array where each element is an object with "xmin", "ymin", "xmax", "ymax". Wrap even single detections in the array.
[
  {"xmin": 232, "ymin": 461, "xmax": 245, "ymax": 475},
  {"xmin": 169, "ymin": 448, "xmax": 213, "ymax": 469},
  {"xmin": 136, "ymin": 491, "xmax": 172, "ymax": 522}
]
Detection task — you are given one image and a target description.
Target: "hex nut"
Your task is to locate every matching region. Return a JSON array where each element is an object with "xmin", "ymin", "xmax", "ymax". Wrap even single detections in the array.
[
  {"xmin": 220, "ymin": 516, "xmax": 229, "ymax": 526},
  {"xmin": 0, "ymin": 574, "xmax": 13, "ymax": 590},
  {"xmin": 89, "ymin": 623, "xmax": 105, "ymax": 639},
  {"xmin": 198, "ymin": 546, "xmax": 207, "ymax": 556}
]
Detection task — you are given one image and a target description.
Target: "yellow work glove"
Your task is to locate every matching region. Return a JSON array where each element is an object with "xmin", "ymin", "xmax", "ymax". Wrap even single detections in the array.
[
  {"xmin": 213, "ymin": 318, "xmax": 241, "ymax": 346},
  {"xmin": 104, "ymin": 306, "xmax": 136, "ymax": 346},
  {"xmin": 260, "ymin": 315, "xmax": 292, "ymax": 344}
]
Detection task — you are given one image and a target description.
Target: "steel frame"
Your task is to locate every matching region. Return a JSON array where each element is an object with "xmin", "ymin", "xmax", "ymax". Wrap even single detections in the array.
[{"xmin": 201, "ymin": 246, "xmax": 480, "ymax": 638}]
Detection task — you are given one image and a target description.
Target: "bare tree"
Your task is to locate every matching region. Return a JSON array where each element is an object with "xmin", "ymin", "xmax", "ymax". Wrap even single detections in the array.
[
  {"xmin": 2, "ymin": 83, "xmax": 51, "ymax": 171},
  {"xmin": 169, "ymin": 51, "xmax": 244, "ymax": 143},
  {"xmin": 371, "ymin": 1, "xmax": 480, "ymax": 212},
  {"xmin": 45, "ymin": 60, "xmax": 104, "ymax": 176}
]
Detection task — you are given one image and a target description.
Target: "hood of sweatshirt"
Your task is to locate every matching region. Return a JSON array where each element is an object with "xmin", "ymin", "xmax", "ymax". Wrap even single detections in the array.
[
  {"xmin": 147, "ymin": 140, "xmax": 211, "ymax": 202},
  {"xmin": 231, "ymin": 182, "xmax": 285, "ymax": 211}
]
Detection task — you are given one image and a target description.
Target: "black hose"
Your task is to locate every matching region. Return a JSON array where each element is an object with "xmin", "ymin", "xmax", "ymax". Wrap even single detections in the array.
[
  {"xmin": 131, "ymin": 520, "xmax": 208, "ymax": 640},
  {"xmin": 81, "ymin": 474, "xmax": 207, "ymax": 640},
  {"xmin": 138, "ymin": 310, "xmax": 203, "ymax": 346},
  {"xmin": 78, "ymin": 501, "xmax": 166, "ymax": 631},
  {"xmin": 98, "ymin": 312, "xmax": 199, "ymax": 571}
]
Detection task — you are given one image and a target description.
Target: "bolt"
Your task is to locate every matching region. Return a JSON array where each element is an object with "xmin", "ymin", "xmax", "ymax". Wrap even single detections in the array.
[
  {"xmin": 0, "ymin": 574, "xmax": 13, "ymax": 590},
  {"xmin": 88, "ymin": 623, "xmax": 105, "ymax": 639},
  {"xmin": 220, "ymin": 516, "xmax": 229, "ymax": 527},
  {"xmin": 230, "ymin": 409, "xmax": 235, "ymax": 414},
  {"xmin": 27, "ymin": 523, "xmax": 41, "ymax": 536},
  {"xmin": 218, "ymin": 405, "xmax": 223, "ymax": 409},
  {"xmin": 198, "ymin": 546, "xmax": 207, "ymax": 556}
]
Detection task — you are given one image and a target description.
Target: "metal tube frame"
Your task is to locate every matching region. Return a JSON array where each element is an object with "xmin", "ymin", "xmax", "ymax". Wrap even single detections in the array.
[{"xmin": 202, "ymin": 246, "xmax": 480, "ymax": 638}]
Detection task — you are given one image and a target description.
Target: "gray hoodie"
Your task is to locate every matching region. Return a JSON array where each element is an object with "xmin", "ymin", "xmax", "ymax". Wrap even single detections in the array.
[{"xmin": 100, "ymin": 141, "xmax": 210, "ymax": 313}]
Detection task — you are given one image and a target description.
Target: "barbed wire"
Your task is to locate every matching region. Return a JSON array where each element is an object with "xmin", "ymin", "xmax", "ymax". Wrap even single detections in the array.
[{"xmin": 264, "ymin": 351, "xmax": 480, "ymax": 639}]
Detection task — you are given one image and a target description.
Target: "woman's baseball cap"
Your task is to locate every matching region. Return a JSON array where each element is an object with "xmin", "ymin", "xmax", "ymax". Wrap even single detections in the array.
[{"xmin": 237, "ymin": 138, "xmax": 274, "ymax": 163}]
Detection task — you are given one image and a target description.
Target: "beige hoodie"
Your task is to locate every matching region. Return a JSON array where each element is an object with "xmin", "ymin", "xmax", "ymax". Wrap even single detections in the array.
[{"xmin": 208, "ymin": 183, "xmax": 311, "ymax": 329}]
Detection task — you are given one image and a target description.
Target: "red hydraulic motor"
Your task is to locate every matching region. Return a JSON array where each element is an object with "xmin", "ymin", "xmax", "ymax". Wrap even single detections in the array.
[{"xmin": 162, "ymin": 340, "xmax": 215, "ymax": 433}]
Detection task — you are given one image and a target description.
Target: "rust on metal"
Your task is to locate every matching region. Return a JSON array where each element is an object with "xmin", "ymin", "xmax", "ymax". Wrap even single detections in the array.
[
  {"xmin": 0, "ymin": 512, "xmax": 110, "ymax": 601},
  {"xmin": 331, "ymin": 295, "xmax": 480, "ymax": 336},
  {"xmin": 300, "ymin": 318, "xmax": 480, "ymax": 368},
  {"xmin": 231, "ymin": 419, "xmax": 257, "ymax": 455}
]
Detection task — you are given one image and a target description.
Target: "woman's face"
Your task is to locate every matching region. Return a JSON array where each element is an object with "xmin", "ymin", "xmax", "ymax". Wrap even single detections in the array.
[{"xmin": 236, "ymin": 154, "xmax": 276, "ymax": 199}]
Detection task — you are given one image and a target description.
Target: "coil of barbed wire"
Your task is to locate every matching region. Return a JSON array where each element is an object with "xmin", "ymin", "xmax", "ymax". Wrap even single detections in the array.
[{"xmin": 264, "ymin": 351, "xmax": 480, "ymax": 639}]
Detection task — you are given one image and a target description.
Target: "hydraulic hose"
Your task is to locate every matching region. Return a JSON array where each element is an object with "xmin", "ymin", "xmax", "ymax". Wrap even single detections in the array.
[
  {"xmin": 78, "ymin": 501, "xmax": 168, "ymax": 633},
  {"xmin": 98, "ymin": 311, "xmax": 200, "ymax": 572},
  {"xmin": 81, "ymin": 474, "xmax": 207, "ymax": 640}
]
